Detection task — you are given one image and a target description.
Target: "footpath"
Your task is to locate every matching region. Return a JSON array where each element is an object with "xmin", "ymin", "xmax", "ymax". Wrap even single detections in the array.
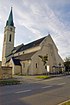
[
  {"xmin": 14, "ymin": 74, "xmax": 70, "ymax": 83},
  {"xmin": 14, "ymin": 75, "xmax": 42, "ymax": 83}
]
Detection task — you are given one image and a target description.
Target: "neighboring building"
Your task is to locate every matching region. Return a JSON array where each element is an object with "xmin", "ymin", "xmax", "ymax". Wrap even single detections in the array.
[{"xmin": 2, "ymin": 8, "xmax": 64, "ymax": 75}]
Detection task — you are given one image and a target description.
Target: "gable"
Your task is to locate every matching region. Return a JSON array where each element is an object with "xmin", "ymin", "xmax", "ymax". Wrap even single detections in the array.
[{"xmin": 40, "ymin": 35, "xmax": 58, "ymax": 51}]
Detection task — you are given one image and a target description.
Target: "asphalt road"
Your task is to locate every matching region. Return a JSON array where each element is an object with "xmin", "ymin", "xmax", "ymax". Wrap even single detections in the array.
[{"xmin": 0, "ymin": 75, "xmax": 70, "ymax": 105}]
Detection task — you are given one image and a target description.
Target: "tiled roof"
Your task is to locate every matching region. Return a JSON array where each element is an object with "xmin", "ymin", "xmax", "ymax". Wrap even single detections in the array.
[
  {"xmin": 12, "ymin": 44, "xmax": 24, "ymax": 53},
  {"xmin": 11, "ymin": 51, "xmax": 36, "ymax": 66},
  {"xmin": 7, "ymin": 44, "xmax": 24, "ymax": 57},
  {"xmin": 14, "ymin": 52, "xmax": 36, "ymax": 61},
  {"xmin": 12, "ymin": 57, "xmax": 21, "ymax": 66},
  {"xmin": 13, "ymin": 36, "xmax": 46, "ymax": 53},
  {"xmin": 7, "ymin": 36, "xmax": 46, "ymax": 58}
]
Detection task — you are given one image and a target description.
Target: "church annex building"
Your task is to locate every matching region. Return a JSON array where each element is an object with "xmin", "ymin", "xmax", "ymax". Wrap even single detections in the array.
[{"xmin": 2, "ymin": 8, "xmax": 64, "ymax": 75}]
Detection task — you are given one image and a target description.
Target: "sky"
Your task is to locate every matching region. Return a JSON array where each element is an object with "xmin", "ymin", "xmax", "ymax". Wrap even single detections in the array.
[{"xmin": 0, "ymin": 0, "xmax": 70, "ymax": 61}]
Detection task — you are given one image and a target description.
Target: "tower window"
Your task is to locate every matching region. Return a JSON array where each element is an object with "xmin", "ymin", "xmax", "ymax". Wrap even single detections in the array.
[
  {"xmin": 36, "ymin": 63, "xmax": 38, "ymax": 68},
  {"xmin": 9, "ymin": 34, "xmax": 11, "ymax": 42}
]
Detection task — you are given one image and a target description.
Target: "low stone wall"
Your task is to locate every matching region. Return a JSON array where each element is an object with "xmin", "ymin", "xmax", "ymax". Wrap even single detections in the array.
[{"xmin": 0, "ymin": 66, "xmax": 12, "ymax": 79}]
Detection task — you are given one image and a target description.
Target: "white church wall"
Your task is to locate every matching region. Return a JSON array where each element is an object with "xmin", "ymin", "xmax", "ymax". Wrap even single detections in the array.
[
  {"xmin": 9, "ymin": 59, "xmax": 21, "ymax": 75},
  {"xmin": 29, "ymin": 35, "xmax": 64, "ymax": 75},
  {"xmin": 14, "ymin": 66, "xmax": 21, "ymax": 75},
  {"xmin": 21, "ymin": 60, "xmax": 31, "ymax": 75}
]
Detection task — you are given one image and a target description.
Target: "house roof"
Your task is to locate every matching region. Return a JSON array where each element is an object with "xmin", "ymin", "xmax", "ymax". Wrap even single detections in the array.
[
  {"xmin": 12, "ymin": 44, "xmax": 24, "ymax": 53},
  {"xmin": 10, "ymin": 51, "xmax": 36, "ymax": 66},
  {"xmin": 12, "ymin": 36, "xmax": 46, "ymax": 54},
  {"xmin": 12, "ymin": 57, "xmax": 21, "ymax": 66},
  {"xmin": 14, "ymin": 51, "xmax": 36, "ymax": 61},
  {"xmin": 7, "ymin": 36, "xmax": 46, "ymax": 58},
  {"xmin": 7, "ymin": 44, "xmax": 24, "ymax": 57}
]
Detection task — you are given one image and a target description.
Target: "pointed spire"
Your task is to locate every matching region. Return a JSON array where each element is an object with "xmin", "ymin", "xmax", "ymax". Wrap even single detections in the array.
[{"xmin": 6, "ymin": 7, "xmax": 14, "ymax": 27}]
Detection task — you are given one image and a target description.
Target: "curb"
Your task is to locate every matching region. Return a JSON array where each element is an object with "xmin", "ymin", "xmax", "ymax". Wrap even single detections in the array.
[{"xmin": 58, "ymin": 99, "xmax": 70, "ymax": 105}]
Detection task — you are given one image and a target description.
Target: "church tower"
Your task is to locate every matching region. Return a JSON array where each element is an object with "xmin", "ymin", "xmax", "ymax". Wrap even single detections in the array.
[{"xmin": 2, "ymin": 8, "xmax": 15, "ymax": 66}]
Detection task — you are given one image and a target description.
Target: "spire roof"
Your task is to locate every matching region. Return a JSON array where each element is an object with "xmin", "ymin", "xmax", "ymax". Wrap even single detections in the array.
[{"xmin": 6, "ymin": 7, "xmax": 14, "ymax": 27}]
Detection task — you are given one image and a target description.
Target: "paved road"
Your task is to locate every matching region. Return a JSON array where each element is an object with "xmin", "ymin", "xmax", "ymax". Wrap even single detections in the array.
[{"xmin": 0, "ymin": 75, "xmax": 70, "ymax": 105}]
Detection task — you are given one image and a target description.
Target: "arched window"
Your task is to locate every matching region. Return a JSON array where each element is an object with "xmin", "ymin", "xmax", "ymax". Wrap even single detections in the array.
[
  {"xmin": 36, "ymin": 63, "xmax": 38, "ymax": 68},
  {"xmin": 9, "ymin": 34, "xmax": 11, "ymax": 42}
]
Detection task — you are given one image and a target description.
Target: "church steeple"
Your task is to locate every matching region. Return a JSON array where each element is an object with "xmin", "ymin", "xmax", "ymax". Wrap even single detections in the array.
[
  {"xmin": 2, "ymin": 8, "xmax": 15, "ymax": 66},
  {"xmin": 6, "ymin": 7, "xmax": 14, "ymax": 27}
]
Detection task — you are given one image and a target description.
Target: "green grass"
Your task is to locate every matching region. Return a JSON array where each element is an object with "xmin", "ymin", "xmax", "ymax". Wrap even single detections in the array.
[
  {"xmin": 60, "ymin": 100, "xmax": 70, "ymax": 105},
  {"xmin": 36, "ymin": 75, "xmax": 51, "ymax": 79},
  {"xmin": 0, "ymin": 79, "xmax": 20, "ymax": 86},
  {"xmin": 15, "ymin": 74, "xmax": 51, "ymax": 79}
]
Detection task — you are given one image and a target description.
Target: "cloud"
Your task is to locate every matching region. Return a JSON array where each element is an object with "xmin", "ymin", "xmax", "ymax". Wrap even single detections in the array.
[
  {"xmin": 0, "ymin": 0, "xmax": 70, "ymax": 60},
  {"xmin": 14, "ymin": 0, "xmax": 70, "ymax": 59}
]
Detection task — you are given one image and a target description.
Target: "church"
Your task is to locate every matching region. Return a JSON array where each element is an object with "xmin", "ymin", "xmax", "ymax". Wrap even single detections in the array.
[{"xmin": 2, "ymin": 8, "xmax": 64, "ymax": 75}]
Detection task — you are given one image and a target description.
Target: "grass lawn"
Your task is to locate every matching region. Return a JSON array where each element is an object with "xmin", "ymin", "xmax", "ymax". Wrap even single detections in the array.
[
  {"xmin": 0, "ymin": 79, "xmax": 20, "ymax": 86},
  {"xmin": 15, "ymin": 74, "xmax": 52, "ymax": 79},
  {"xmin": 36, "ymin": 75, "xmax": 51, "ymax": 79}
]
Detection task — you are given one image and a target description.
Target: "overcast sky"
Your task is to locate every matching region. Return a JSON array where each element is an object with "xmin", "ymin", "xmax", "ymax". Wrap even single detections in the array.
[{"xmin": 0, "ymin": 0, "xmax": 70, "ymax": 61}]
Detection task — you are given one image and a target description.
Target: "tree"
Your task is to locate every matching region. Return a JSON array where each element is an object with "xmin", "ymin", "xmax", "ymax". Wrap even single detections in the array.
[
  {"xmin": 64, "ymin": 57, "xmax": 70, "ymax": 73},
  {"xmin": 39, "ymin": 54, "xmax": 48, "ymax": 74},
  {"xmin": 58, "ymin": 63, "xmax": 62, "ymax": 73}
]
